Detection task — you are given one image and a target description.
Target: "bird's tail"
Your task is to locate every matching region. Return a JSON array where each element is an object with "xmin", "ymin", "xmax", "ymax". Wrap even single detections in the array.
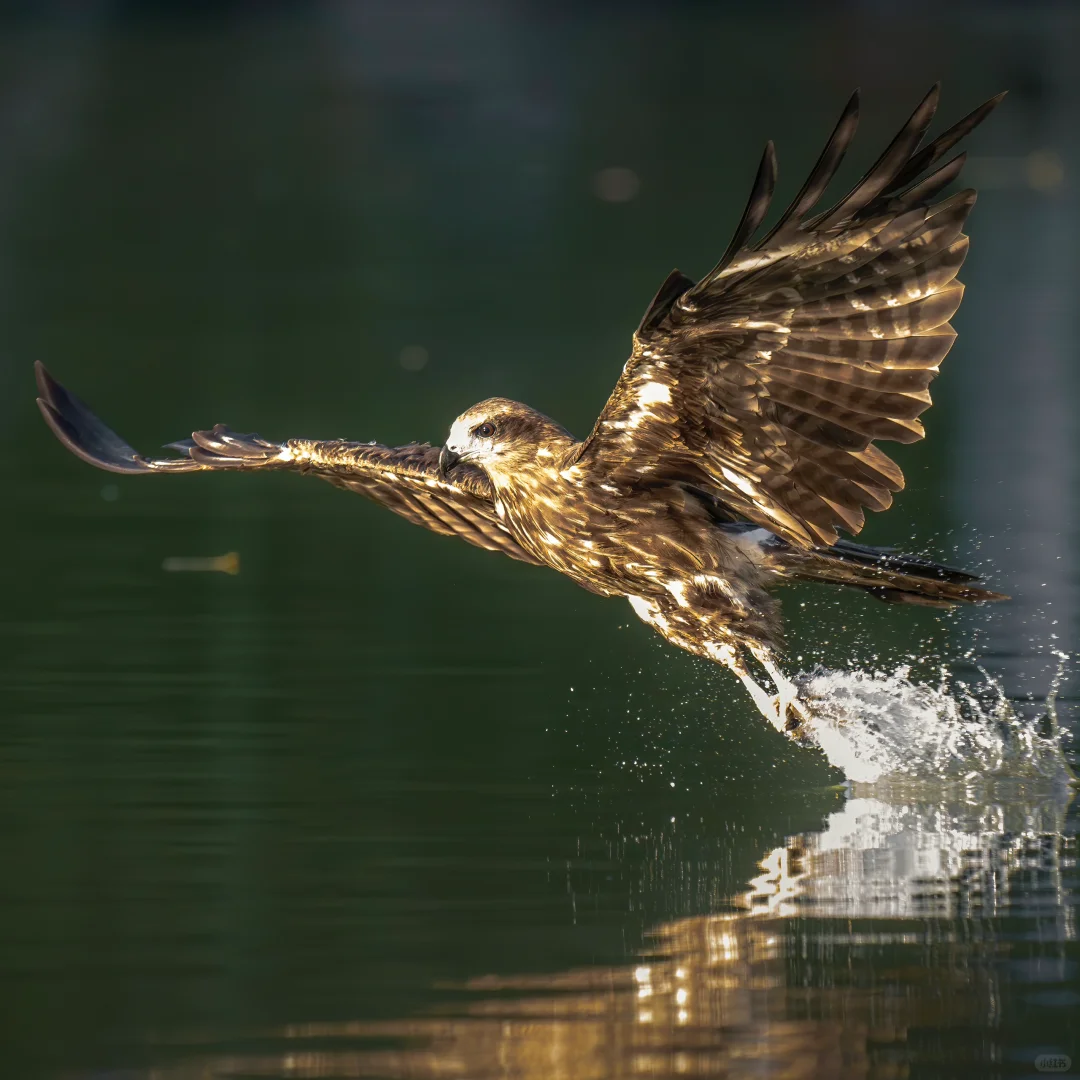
[{"xmin": 777, "ymin": 537, "xmax": 1008, "ymax": 607}]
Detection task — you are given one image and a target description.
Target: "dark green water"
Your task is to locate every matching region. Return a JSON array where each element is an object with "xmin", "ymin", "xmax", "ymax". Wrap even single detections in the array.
[{"xmin": 1, "ymin": 5, "xmax": 1077, "ymax": 1078}]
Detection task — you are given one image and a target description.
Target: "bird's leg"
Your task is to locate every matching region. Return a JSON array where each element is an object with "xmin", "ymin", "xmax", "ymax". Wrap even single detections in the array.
[
  {"xmin": 709, "ymin": 643, "xmax": 785, "ymax": 733},
  {"xmin": 749, "ymin": 645, "xmax": 812, "ymax": 737}
]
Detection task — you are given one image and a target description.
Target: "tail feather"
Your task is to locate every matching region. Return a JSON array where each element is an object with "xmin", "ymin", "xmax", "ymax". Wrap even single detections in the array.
[{"xmin": 779, "ymin": 536, "xmax": 1008, "ymax": 607}]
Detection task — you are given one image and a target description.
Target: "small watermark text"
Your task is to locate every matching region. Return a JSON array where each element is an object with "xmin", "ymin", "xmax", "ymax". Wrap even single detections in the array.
[{"xmin": 1035, "ymin": 1053, "xmax": 1072, "ymax": 1074}]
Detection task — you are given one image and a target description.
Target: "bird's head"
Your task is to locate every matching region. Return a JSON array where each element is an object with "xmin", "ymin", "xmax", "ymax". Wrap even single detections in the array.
[{"xmin": 438, "ymin": 398, "xmax": 575, "ymax": 483}]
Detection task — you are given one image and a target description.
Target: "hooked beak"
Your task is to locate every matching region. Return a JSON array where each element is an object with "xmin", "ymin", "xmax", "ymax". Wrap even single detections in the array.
[{"xmin": 437, "ymin": 444, "xmax": 460, "ymax": 479}]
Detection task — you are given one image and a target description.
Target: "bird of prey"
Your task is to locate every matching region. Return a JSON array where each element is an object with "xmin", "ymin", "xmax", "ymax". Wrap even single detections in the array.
[{"xmin": 37, "ymin": 86, "xmax": 1007, "ymax": 737}]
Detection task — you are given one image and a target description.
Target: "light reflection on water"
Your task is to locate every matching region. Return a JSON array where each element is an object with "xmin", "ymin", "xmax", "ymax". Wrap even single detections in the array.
[{"xmin": 124, "ymin": 779, "xmax": 1076, "ymax": 1080}]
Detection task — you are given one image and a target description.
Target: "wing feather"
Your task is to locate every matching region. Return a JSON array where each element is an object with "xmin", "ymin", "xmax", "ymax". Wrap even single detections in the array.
[
  {"xmin": 574, "ymin": 88, "xmax": 1002, "ymax": 545},
  {"xmin": 35, "ymin": 363, "xmax": 541, "ymax": 566},
  {"xmin": 695, "ymin": 141, "xmax": 778, "ymax": 289},
  {"xmin": 890, "ymin": 91, "xmax": 1006, "ymax": 193},
  {"xmin": 814, "ymin": 84, "xmax": 941, "ymax": 229},
  {"xmin": 757, "ymin": 90, "xmax": 861, "ymax": 247}
]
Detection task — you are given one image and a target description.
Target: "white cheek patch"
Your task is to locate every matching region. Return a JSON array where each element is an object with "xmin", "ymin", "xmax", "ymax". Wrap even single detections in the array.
[
  {"xmin": 446, "ymin": 414, "xmax": 505, "ymax": 464},
  {"xmin": 445, "ymin": 422, "xmax": 477, "ymax": 457}
]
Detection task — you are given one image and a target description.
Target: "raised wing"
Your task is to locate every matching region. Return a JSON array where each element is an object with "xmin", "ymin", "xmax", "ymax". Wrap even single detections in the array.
[
  {"xmin": 35, "ymin": 362, "xmax": 541, "ymax": 566},
  {"xmin": 574, "ymin": 86, "xmax": 1004, "ymax": 547}
]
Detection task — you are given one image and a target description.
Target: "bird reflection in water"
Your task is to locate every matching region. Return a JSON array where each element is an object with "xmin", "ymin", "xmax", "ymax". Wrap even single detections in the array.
[{"xmin": 140, "ymin": 777, "xmax": 1075, "ymax": 1080}]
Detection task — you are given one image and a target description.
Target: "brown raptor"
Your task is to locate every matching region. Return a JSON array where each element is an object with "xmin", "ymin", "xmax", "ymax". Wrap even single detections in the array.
[{"xmin": 36, "ymin": 86, "xmax": 1007, "ymax": 736}]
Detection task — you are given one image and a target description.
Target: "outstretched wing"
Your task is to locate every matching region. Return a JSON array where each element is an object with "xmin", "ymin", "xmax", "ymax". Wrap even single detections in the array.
[
  {"xmin": 573, "ymin": 86, "xmax": 1004, "ymax": 547},
  {"xmin": 35, "ymin": 362, "xmax": 542, "ymax": 566}
]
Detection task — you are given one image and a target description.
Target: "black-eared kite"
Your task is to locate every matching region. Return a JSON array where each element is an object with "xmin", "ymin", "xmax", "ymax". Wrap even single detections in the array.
[{"xmin": 36, "ymin": 86, "xmax": 1007, "ymax": 736}]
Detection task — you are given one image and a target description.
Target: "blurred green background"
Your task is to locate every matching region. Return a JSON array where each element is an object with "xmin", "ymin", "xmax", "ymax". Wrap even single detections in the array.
[{"xmin": 0, "ymin": 2, "xmax": 1076, "ymax": 1077}]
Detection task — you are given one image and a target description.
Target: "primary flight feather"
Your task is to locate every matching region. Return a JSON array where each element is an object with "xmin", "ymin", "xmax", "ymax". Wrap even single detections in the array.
[{"xmin": 36, "ymin": 87, "xmax": 1007, "ymax": 736}]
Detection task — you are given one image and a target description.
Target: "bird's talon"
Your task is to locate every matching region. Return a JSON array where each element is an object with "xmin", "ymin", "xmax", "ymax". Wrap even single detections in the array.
[{"xmin": 771, "ymin": 693, "xmax": 812, "ymax": 738}]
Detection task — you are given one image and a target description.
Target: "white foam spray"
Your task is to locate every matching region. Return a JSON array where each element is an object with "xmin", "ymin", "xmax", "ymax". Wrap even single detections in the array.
[{"xmin": 792, "ymin": 653, "xmax": 1073, "ymax": 785}]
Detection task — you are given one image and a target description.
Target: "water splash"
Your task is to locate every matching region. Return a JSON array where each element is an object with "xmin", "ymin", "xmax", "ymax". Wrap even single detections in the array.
[{"xmin": 795, "ymin": 653, "xmax": 1073, "ymax": 784}]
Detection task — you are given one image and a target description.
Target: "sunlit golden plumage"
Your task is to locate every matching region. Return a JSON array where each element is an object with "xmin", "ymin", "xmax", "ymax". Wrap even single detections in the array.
[{"xmin": 36, "ymin": 87, "xmax": 1007, "ymax": 735}]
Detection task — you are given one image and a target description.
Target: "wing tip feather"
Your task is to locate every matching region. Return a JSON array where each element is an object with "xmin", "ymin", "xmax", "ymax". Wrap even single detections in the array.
[
  {"xmin": 694, "ymin": 139, "xmax": 778, "ymax": 293},
  {"xmin": 35, "ymin": 363, "xmax": 209, "ymax": 475},
  {"xmin": 35, "ymin": 364, "xmax": 159, "ymax": 474}
]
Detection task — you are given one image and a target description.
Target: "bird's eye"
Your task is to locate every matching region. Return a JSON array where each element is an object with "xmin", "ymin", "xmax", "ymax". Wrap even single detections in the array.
[{"xmin": 474, "ymin": 421, "xmax": 496, "ymax": 439}]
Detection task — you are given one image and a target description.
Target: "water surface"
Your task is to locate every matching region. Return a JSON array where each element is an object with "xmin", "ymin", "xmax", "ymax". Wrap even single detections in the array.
[{"xmin": 1, "ymin": 5, "xmax": 1077, "ymax": 1078}]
